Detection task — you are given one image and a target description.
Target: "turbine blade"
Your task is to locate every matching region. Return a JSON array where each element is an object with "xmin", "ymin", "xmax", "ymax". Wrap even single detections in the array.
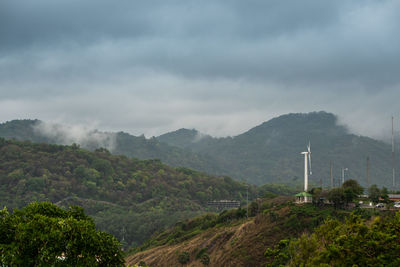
[{"xmin": 308, "ymin": 153, "xmax": 312, "ymax": 175}]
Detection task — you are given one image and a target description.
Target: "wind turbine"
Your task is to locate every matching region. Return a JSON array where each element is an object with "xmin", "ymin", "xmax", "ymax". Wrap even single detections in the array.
[{"xmin": 301, "ymin": 142, "xmax": 312, "ymax": 192}]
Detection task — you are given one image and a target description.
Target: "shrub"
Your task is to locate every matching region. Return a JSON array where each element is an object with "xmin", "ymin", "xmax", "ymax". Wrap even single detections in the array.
[
  {"xmin": 200, "ymin": 253, "xmax": 210, "ymax": 265},
  {"xmin": 178, "ymin": 251, "xmax": 190, "ymax": 265}
]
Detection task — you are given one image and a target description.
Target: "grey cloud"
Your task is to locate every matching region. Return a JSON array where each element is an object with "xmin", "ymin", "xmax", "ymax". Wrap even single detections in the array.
[
  {"xmin": 0, "ymin": 0, "xmax": 400, "ymax": 139},
  {"xmin": 2, "ymin": 0, "xmax": 399, "ymax": 85},
  {"xmin": 1, "ymin": 0, "xmax": 339, "ymax": 48}
]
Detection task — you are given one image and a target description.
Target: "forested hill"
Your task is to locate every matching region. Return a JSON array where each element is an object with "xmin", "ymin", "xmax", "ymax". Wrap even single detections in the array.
[
  {"xmin": 1, "ymin": 112, "xmax": 397, "ymax": 188},
  {"xmin": 158, "ymin": 112, "xmax": 397, "ymax": 188},
  {"xmin": 0, "ymin": 138, "xmax": 256, "ymax": 247},
  {"xmin": 0, "ymin": 119, "xmax": 224, "ymax": 175}
]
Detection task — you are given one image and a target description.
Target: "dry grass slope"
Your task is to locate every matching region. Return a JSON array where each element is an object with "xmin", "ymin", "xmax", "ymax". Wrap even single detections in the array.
[{"xmin": 126, "ymin": 196, "xmax": 295, "ymax": 267}]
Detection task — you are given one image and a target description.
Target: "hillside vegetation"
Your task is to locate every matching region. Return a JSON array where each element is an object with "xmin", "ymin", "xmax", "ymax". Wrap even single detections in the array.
[
  {"xmin": 0, "ymin": 202, "xmax": 124, "ymax": 266},
  {"xmin": 0, "ymin": 120, "xmax": 223, "ymax": 175},
  {"xmin": 0, "ymin": 112, "xmax": 396, "ymax": 188},
  {"xmin": 158, "ymin": 112, "xmax": 397, "ymax": 187},
  {"xmin": 0, "ymin": 138, "xmax": 255, "ymax": 247},
  {"xmin": 127, "ymin": 197, "xmax": 399, "ymax": 266},
  {"xmin": 286, "ymin": 212, "xmax": 400, "ymax": 266},
  {"xmin": 126, "ymin": 197, "xmax": 352, "ymax": 266}
]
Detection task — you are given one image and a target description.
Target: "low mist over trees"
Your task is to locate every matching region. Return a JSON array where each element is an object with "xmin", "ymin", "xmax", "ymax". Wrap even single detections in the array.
[{"xmin": 1, "ymin": 112, "xmax": 399, "ymax": 187}]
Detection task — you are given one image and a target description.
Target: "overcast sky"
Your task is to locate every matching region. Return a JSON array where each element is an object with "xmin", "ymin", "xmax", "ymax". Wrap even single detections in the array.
[{"xmin": 1, "ymin": 0, "xmax": 400, "ymax": 139}]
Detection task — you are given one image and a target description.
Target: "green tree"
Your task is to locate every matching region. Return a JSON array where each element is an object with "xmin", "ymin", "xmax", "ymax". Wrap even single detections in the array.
[
  {"xmin": 381, "ymin": 187, "xmax": 389, "ymax": 203},
  {"xmin": 368, "ymin": 184, "xmax": 389, "ymax": 203},
  {"xmin": 342, "ymin": 179, "xmax": 363, "ymax": 195},
  {"xmin": 328, "ymin": 188, "xmax": 345, "ymax": 208},
  {"xmin": 368, "ymin": 184, "xmax": 381, "ymax": 203},
  {"xmin": 265, "ymin": 239, "xmax": 291, "ymax": 266},
  {"xmin": 342, "ymin": 179, "xmax": 363, "ymax": 205},
  {"xmin": 310, "ymin": 187, "xmax": 324, "ymax": 205},
  {"xmin": 288, "ymin": 213, "xmax": 400, "ymax": 266},
  {"xmin": 0, "ymin": 202, "xmax": 124, "ymax": 266}
]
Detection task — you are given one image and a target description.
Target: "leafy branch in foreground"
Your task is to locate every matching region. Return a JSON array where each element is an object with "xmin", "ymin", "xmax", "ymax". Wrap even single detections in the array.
[{"xmin": 0, "ymin": 202, "xmax": 124, "ymax": 266}]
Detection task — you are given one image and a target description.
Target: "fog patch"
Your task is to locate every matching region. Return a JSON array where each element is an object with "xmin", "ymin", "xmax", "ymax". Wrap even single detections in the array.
[
  {"xmin": 33, "ymin": 121, "xmax": 117, "ymax": 151},
  {"xmin": 192, "ymin": 131, "xmax": 211, "ymax": 143}
]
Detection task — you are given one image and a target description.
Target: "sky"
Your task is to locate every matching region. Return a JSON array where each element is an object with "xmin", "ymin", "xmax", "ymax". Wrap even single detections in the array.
[{"xmin": 1, "ymin": 0, "xmax": 400, "ymax": 139}]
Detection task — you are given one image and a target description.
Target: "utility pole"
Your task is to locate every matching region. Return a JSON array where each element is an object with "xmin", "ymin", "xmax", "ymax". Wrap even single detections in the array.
[
  {"xmin": 392, "ymin": 116, "xmax": 396, "ymax": 188},
  {"xmin": 366, "ymin": 156, "xmax": 370, "ymax": 189},
  {"xmin": 246, "ymin": 185, "xmax": 249, "ymax": 219},
  {"xmin": 342, "ymin": 168, "xmax": 348, "ymax": 185},
  {"xmin": 330, "ymin": 161, "xmax": 333, "ymax": 188}
]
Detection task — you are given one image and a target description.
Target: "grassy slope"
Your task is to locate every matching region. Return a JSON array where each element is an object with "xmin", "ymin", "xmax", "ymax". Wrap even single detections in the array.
[{"xmin": 126, "ymin": 196, "xmax": 349, "ymax": 266}]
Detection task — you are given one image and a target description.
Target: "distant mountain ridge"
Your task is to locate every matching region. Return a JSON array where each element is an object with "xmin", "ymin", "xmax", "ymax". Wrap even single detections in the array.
[
  {"xmin": 0, "ymin": 112, "xmax": 397, "ymax": 188},
  {"xmin": 0, "ymin": 119, "xmax": 224, "ymax": 175},
  {"xmin": 158, "ymin": 112, "xmax": 397, "ymax": 188}
]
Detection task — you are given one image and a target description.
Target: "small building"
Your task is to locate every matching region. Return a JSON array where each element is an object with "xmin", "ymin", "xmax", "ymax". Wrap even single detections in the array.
[
  {"xmin": 207, "ymin": 200, "xmax": 240, "ymax": 210},
  {"xmin": 376, "ymin": 194, "xmax": 400, "ymax": 202},
  {"xmin": 295, "ymin": 192, "xmax": 313, "ymax": 204},
  {"xmin": 389, "ymin": 194, "xmax": 400, "ymax": 202}
]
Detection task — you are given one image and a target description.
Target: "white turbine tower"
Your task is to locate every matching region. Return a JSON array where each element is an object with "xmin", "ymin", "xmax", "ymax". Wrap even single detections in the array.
[{"xmin": 301, "ymin": 142, "xmax": 312, "ymax": 192}]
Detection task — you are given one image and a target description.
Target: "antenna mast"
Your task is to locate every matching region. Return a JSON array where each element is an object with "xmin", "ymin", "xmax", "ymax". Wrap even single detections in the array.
[
  {"xmin": 330, "ymin": 161, "xmax": 333, "ymax": 188},
  {"xmin": 366, "ymin": 156, "xmax": 370, "ymax": 189},
  {"xmin": 246, "ymin": 185, "xmax": 249, "ymax": 219},
  {"xmin": 392, "ymin": 116, "xmax": 396, "ymax": 188}
]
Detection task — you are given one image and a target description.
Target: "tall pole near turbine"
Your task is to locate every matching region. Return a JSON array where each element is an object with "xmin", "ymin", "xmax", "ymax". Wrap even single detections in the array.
[
  {"xmin": 330, "ymin": 161, "xmax": 333, "ymax": 188},
  {"xmin": 392, "ymin": 116, "xmax": 396, "ymax": 188},
  {"xmin": 246, "ymin": 185, "xmax": 249, "ymax": 219},
  {"xmin": 342, "ymin": 168, "xmax": 348, "ymax": 185},
  {"xmin": 366, "ymin": 156, "xmax": 370, "ymax": 189}
]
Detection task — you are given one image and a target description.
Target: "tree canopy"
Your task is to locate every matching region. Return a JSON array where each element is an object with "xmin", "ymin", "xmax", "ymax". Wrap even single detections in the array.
[
  {"xmin": 289, "ymin": 212, "xmax": 400, "ymax": 266},
  {"xmin": 0, "ymin": 138, "xmax": 256, "ymax": 247},
  {"xmin": 327, "ymin": 179, "xmax": 363, "ymax": 208},
  {"xmin": 0, "ymin": 202, "xmax": 124, "ymax": 266}
]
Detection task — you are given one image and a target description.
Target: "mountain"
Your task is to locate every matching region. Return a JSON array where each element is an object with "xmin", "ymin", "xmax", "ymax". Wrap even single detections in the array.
[
  {"xmin": 156, "ymin": 128, "xmax": 213, "ymax": 149},
  {"xmin": 0, "ymin": 119, "xmax": 224, "ymax": 175},
  {"xmin": 158, "ymin": 112, "xmax": 397, "ymax": 188},
  {"xmin": 0, "ymin": 138, "xmax": 255, "ymax": 247},
  {"xmin": 1, "ymin": 112, "xmax": 397, "ymax": 188}
]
